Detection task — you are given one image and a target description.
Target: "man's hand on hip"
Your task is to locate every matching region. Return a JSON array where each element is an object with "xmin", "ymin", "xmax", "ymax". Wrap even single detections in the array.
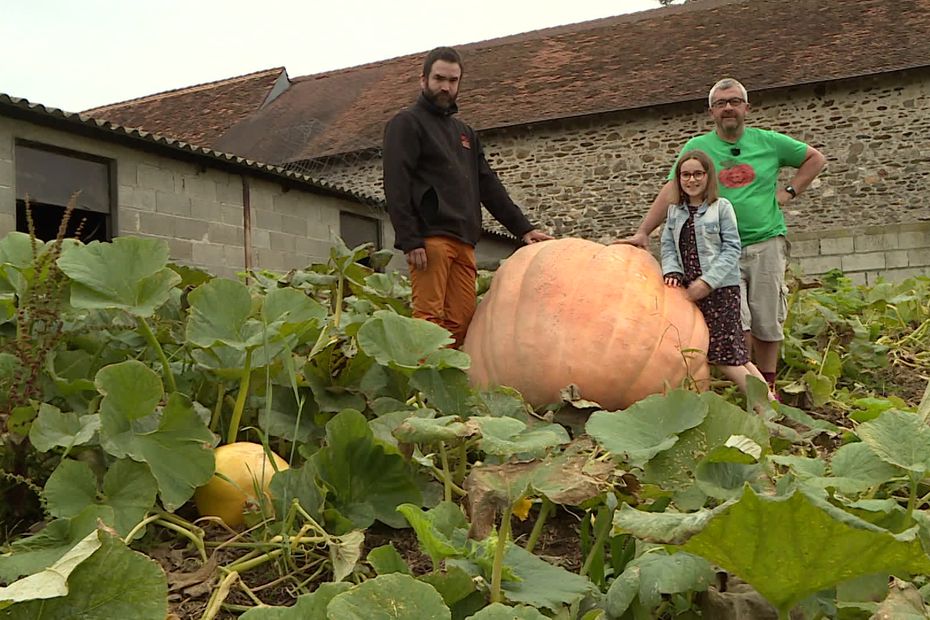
[
  {"xmin": 406, "ymin": 248, "xmax": 428, "ymax": 271},
  {"xmin": 522, "ymin": 229, "xmax": 553, "ymax": 244}
]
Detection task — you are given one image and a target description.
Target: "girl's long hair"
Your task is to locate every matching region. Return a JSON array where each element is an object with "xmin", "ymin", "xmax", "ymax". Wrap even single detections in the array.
[{"xmin": 674, "ymin": 149, "xmax": 719, "ymax": 204}]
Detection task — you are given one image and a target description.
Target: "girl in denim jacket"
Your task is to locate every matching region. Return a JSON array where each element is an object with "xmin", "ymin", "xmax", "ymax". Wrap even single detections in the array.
[{"xmin": 661, "ymin": 150, "xmax": 774, "ymax": 402}]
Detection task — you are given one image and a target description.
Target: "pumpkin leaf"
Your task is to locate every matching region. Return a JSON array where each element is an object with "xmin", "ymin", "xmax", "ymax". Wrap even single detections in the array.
[
  {"xmin": 617, "ymin": 486, "xmax": 930, "ymax": 613},
  {"xmin": 312, "ymin": 409, "xmax": 422, "ymax": 529},
  {"xmin": 394, "ymin": 415, "xmax": 472, "ymax": 444},
  {"xmin": 857, "ymin": 409, "xmax": 930, "ymax": 473},
  {"xmin": 57, "ymin": 237, "xmax": 180, "ymax": 317},
  {"xmin": 29, "ymin": 404, "xmax": 100, "ymax": 453},
  {"xmin": 605, "ymin": 565, "xmax": 640, "ymax": 617},
  {"xmin": 367, "ymin": 544, "xmax": 411, "ymax": 576},
  {"xmin": 357, "ymin": 310, "xmax": 453, "ymax": 369},
  {"xmin": 627, "ymin": 551, "xmax": 715, "ymax": 609},
  {"xmin": 410, "ymin": 367, "xmax": 474, "ymax": 416},
  {"xmin": 186, "ymin": 278, "xmax": 265, "ymax": 350},
  {"xmin": 96, "ymin": 361, "xmax": 215, "ymax": 511},
  {"xmin": 269, "ymin": 462, "xmax": 326, "ymax": 523},
  {"xmin": 396, "ymin": 502, "xmax": 469, "ymax": 568},
  {"xmin": 239, "ymin": 582, "xmax": 353, "ymax": 619},
  {"xmin": 586, "ymin": 390, "xmax": 709, "ymax": 468},
  {"xmin": 0, "ymin": 508, "xmax": 108, "ymax": 583},
  {"xmin": 329, "ymin": 530, "xmax": 365, "ymax": 583},
  {"xmin": 418, "ymin": 566, "xmax": 477, "ymax": 608},
  {"xmin": 0, "ymin": 529, "xmax": 101, "ymax": 606},
  {"xmin": 643, "ymin": 392, "xmax": 769, "ymax": 509},
  {"xmin": 43, "ymin": 458, "xmax": 157, "ymax": 538},
  {"xmin": 500, "ymin": 544, "xmax": 594, "ymax": 610},
  {"xmin": 465, "ymin": 603, "xmax": 548, "ymax": 619},
  {"xmin": 325, "ymin": 573, "xmax": 451, "ymax": 620},
  {"xmin": 0, "ymin": 530, "xmax": 168, "ymax": 620},
  {"xmin": 469, "ymin": 417, "xmax": 570, "ymax": 458}
]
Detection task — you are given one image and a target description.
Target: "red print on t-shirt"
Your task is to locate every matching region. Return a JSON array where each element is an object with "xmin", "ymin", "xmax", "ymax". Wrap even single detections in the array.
[
  {"xmin": 718, "ymin": 163, "xmax": 755, "ymax": 188},
  {"xmin": 460, "ymin": 133, "xmax": 471, "ymax": 149}
]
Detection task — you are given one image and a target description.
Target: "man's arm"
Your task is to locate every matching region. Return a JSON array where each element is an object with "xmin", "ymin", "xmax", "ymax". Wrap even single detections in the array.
[
  {"xmin": 474, "ymin": 135, "xmax": 538, "ymax": 239},
  {"xmin": 382, "ymin": 113, "xmax": 424, "ymax": 254},
  {"xmin": 615, "ymin": 180, "xmax": 679, "ymax": 248},
  {"xmin": 776, "ymin": 146, "xmax": 827, "ymax": 205}
]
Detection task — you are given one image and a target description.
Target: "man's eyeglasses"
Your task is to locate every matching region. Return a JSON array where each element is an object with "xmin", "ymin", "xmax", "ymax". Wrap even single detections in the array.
[
  {"xmin": 679, "ymin": 171, "xmax": 707, "ymax": 181},
  {"xmin": 711, "ymin": 97, "xmax": 746, "ymax": 109}
]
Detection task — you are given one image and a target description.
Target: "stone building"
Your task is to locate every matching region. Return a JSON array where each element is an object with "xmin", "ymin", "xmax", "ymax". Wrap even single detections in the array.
[
  {"xmin": 0, "ymin": 94, "xmax": 390, "ymax": 277},
  {"xmin": 87, "ymin": 0, "xmax": 930, "ymax": 283}
]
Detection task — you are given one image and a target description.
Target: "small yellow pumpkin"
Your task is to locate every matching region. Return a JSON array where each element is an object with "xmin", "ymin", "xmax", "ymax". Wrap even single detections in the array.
[{"xmin": 193, "ymin": 442, "xmax": 289, "ymax": 527}]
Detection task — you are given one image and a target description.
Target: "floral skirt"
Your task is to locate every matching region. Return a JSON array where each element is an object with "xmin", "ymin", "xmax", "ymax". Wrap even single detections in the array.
[{"xmin": 697, "ymin": 285, "xmax": 749, "ymax": 366}]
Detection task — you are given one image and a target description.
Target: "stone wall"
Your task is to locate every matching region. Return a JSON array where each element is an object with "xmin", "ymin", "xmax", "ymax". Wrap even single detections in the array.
[
  {"xmin": 306, "ymin": 67, "xmax": 930, "ymax": 279},
  {"xmin": 0, "ymin": 115, "xmax": 392, "ymax": 277}
]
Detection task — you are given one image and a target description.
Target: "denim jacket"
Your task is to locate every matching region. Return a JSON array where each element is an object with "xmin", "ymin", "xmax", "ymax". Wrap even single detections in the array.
[{"xmin": 660, "ymin": 197, "xmax": 741, "ymax": 290}]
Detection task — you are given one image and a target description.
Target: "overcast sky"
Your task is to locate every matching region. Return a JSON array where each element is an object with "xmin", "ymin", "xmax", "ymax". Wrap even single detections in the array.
[{"xmin": 2, "ymin": 0, "xmax": 666, "ymax": 113}]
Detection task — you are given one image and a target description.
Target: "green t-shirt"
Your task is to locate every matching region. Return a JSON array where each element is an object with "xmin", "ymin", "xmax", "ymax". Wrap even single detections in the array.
[{"xmin": 667, "ymin": 127, "xmax": 808, "ymax": 246}]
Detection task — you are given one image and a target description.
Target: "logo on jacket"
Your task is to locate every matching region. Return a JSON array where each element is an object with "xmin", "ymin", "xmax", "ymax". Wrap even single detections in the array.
[{"xmin": 460, "ymin": 133, "xmax": 471, "ymax": 149}]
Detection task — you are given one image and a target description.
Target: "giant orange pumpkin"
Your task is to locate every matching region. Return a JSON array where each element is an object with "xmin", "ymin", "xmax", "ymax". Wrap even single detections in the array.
[{"xmin": 463, "ymin": 238, "xmax": 709, "ymax": 410}]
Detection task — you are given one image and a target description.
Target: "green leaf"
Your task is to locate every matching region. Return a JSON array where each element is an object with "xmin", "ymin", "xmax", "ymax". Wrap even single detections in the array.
[
  {"xmin": 605, "ymin": 566, "xmax": 640, "ymax": 617},
  {"xmin": 396, "ymin": 502, "xmax": 469, "ymax": 568},
  {"xmin": 643, "ymin": 393, "xmax": 769, "ymax": 508},
  {"xmin": 368, "ymin": 544, "xmax": 411, "ymax": 576},
  {"xmin": 617, "ymin": 486, "xmax": 930, "ymax": 613},
  {"xmin": 269, "ymin": 462, "xmax": 326, "ymax": 524},
  {"xmin": 57, "ymin": 237, "xmax": 180, "ymax": 317},
  {"xmin": 186, "ymin": 278, "xmax": 265, "ymax": 350},
  {"xmin": 0, "ymin": 232, "xmax": 43, "ymax": 295},
  {"xmin": 394, "ymin": 415, "xmax": 471, "ymax": 444},
  {"xmin": 97, "ymin": 361, "xmax": 215, "ymax": 511},
  {"xmin": 410, "ymin": 367, "xmax": 474, "ymax": 415},
  {"xmin": 826, "ymin": 442, "xmax": 904, "ymax": 492},
  {"xmin": 470, "ymin": 417, "xmax": 570, "ymax": 458},
  {"xmin": 239, "ymin": 582, "xmax": 353, "ymax": 619},
  {"xmin": 313, "ymin": 410, "xmax": 422, "ymax": 529},
  {"xmin": 857, "ymin": 410, "xmax": 930, "ymax": 473},
  {"xmin": 262, "ymin": 287, "xmax": 327, "ymax": 333},
  {"xmin": 357, "ymin": 311, "xmax": 453, "ymax": 369},
  {"xmin": 802, "ymin": 370, "xmax": 835, "ymax": 407},
  {"xmin": 586, "ymin": 390, "xmax": 709, "ymax": 468},
  {"xmin": 418, "ymin": 566, "xmax": 477, "ymax": 608},
  {"xmin": 500, "ymin": 544, "xmax": 594, "ymax": 611},
  {"xmin": 0, "ymin": 508, "xmax": 107, "ymax": 583},
  {"xmin": 326, "ymin": 573, "xmax": 451, "ymax": 620},
  {"xmin": 0, "ymin": 530, "xmax": 101, "ymax": 605},
  {"xmin": 259, "ymin": 385, "xmax": 321, "ymax": 443},
  {"xmin": 28, "ymin": 404, "xmax": 100, "ymax": 453},
  {"xmin": 627, "ymin": 551, "xmax": 715, "ymax": 608},
  {"xmin": 465, "ymin": 603, "xmax": 548, "ymax": 619},
  {"xmin": 0, "ymin": 530, "xmax": 168, "ymax": 619},
  {"xmin": 42, "ymin": 459, "xmax": 157, "ymax": 538},
  {"xmin": 330, "ymin": 531, "xmax": 365, "ymax": 583}
]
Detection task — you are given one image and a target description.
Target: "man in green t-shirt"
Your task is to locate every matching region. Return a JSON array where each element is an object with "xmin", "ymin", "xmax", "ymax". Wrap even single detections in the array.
[{"xmin": 621, "ymin": 78, "xmax": 826, "ymax": 393}]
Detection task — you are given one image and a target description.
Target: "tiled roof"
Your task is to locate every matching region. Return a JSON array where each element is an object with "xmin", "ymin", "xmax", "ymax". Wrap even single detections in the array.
[
  {"xmin": 1, "ymin": 93, "xmax": 380, "ymax": 205},
  {"xmin": 214, "ymin": 0, "xmax": 930, "ymax": 162},
  {"xmin": 81, "ymin": 0, "xmax": 930, "ymax": 164},
  {"xmin": 84, "ymin": 67, "xmax": 287, "ymax": 147}
]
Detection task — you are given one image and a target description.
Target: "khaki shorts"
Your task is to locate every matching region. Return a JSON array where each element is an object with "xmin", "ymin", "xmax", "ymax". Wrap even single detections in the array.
[{"xmin": 739, "ymin": 235, "xmax": 789, "ymax": 341}]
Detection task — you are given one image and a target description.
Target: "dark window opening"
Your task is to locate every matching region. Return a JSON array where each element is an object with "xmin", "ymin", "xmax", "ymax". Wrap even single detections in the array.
[
  {"xmin": 339, "ymin": 211, "xmax": 382, "ymax": 267},
  {"xmin": 15, "ymin": 142, "xmax": 114, "ymax": 243}
]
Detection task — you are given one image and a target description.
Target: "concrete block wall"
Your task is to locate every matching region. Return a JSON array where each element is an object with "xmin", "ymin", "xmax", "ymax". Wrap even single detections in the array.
[
  {"xmin": 0, "ymin": 115, "xmax": 389, "ymax": 277},
  {"xmin": 789, "ymin": 223, "xmax": 930, "ymax": 285}
]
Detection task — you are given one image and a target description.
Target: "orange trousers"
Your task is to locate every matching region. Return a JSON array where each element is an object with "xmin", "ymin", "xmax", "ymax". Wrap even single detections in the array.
[{"xmin": 409, "ymin": 236, "xmax": 477, "ymax": 348}]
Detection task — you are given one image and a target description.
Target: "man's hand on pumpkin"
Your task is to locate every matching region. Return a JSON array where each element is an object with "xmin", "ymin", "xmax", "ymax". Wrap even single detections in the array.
[
  {"xmin": 686, "ymin": 279, "xmax": 712, "ymax": 302},
  {"xmin": 522, "ymin": 229, "xmax": 553, "ymax": 244},
  {"xmin": 406, "ymin": 247, "xmax": 428, "ymax": 271},
  {"xmin": 613, "ymin": 231, "xmax": 649, "ymax": 249}
]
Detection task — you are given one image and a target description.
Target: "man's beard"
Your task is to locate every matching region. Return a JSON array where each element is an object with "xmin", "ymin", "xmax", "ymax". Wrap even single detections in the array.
[{"xmin": 423, "ymin": 87, "xmax": 456, "ymax": 110}]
